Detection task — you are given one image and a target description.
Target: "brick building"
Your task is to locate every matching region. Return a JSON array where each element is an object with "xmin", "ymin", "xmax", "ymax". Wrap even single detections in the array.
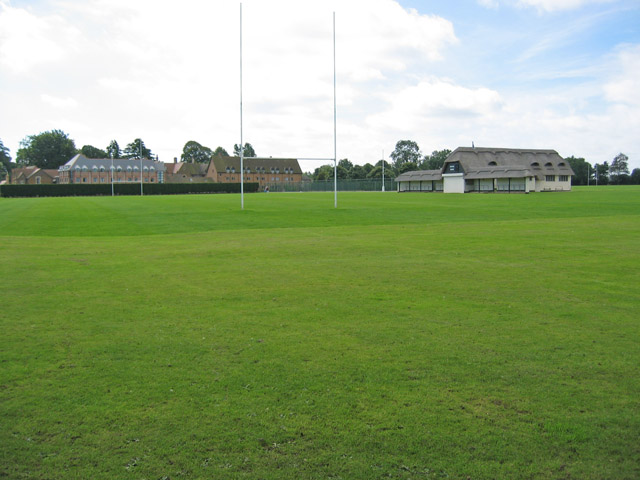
[
  {"xmin": 10, "ymin": 166, "xmax": 59, "ymax": 184},
  {"xmin": 58, "ymin": 154, "xmax": 165, "ymax": 184}
]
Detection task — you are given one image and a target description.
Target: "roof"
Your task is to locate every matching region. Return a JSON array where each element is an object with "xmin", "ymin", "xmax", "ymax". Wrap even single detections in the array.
[
  {"xmin": 210, "ymin": 156, "xmax": 302, "ymax": 174},
  {"xmin": 175, "ymin": 162, "xmax": 208, "ymax": 176},
  {"xmin": 60, "ymin": 154, "xmax": 165, "ymax": 172},
  {"xmin": 395, "ymin": 170, "xmax": 442, "ymax": 182},
  {"xmin": 396, "ymin": 147, "xmax": 575, "ymax": 182},
  {"xmin": 444, "ymin": 147, "xmax": 574, "ymax": 179}
]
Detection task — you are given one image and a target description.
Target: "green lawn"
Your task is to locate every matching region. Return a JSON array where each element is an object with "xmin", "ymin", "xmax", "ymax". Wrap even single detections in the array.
[{"xmin": 1, "ymin": 188, "xmax": 639, "ymax": 479}]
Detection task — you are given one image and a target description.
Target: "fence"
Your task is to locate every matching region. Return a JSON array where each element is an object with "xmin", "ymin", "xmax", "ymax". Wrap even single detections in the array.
[
  {"xmin": 263, "ymin": 179, "xmax": 397, "ymax": 193},
  {"xmin": 0, "ymin": 182, "xmax": 260, "ymax": 198}
]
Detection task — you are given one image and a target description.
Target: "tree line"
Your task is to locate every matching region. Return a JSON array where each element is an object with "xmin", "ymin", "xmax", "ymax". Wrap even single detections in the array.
[
  {"xmin": 0, "ymin": 129, "xmax": 259, "ymax": 181},
  {"xmin": 1, "ymin": 132, "xmax": 638, "ymax": 185},
  {"xmin": 310, "ymin": 140, "xmax": 639, "ymax": 185}
]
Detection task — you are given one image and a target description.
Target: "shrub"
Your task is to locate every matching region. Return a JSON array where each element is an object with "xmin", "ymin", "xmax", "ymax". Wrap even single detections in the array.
[{"xmin": 0, "ymin": 182, "xmax": 259, "ymax": 198}]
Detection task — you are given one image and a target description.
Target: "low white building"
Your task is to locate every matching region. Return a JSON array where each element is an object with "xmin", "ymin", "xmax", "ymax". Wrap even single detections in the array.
[{"xmin": 396, "ymin": 147, "xmax": 575, "ymax": 193}]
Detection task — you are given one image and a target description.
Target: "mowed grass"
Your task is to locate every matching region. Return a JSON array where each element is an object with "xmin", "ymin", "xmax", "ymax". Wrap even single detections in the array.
[{"xmin": 1, "ymin": 188, "xmax": 639, "ymax": 479}]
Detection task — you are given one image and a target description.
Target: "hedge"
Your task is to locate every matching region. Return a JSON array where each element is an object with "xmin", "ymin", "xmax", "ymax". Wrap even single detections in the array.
[{"xmin": 0, "ymin": 182, "xmax": 260, "ymax": 198}]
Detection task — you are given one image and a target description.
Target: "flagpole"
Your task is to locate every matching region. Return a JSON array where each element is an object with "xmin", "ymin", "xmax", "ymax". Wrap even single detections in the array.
[
  {"xmin": 140, "ymin": 141, "xmax": 143, "ymax": 196},
  {"xmin": 333, "ymin": 11, "xmax": 337, "ymax": 209},
  {"xmin": 240, "ymin": 2, "xmax": 244, "ymax": 210},
  {"xmin": 111, "ymin": 154, "xmax": 114, "ymax": 197},
  {"xmin": 382, "ymin": 149, "xmax": 385, "ymax": 192}
]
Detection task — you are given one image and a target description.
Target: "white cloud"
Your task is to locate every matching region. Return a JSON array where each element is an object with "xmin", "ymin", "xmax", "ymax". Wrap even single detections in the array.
[
  {"xmin": 41, "ymin": 94, "xmax": 78, "ymax": 109},
  {"xmin": 0, "ymin": 1, "xmax": 81, "ymax": 73},
  {"xmin": 0, "ymin": 0, "xmax": 457, "ymax": 165},
  {"xmin": 603, "ymin": 44, "xmax": 640, "ymax": 107}
]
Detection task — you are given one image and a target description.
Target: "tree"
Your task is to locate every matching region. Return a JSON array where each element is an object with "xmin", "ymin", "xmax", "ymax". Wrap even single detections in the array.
[
  {"xmin": 366, "ymin": 166, "xmax": 385, "ymax": 179},
  {"xmin": 594, "ymin": 162, "xmax": 609, "ymax": 185},
  {"xmin": 233, "ymin": 143, "xmax": 256, "ymax": 157},
  {"xmin": 123, "ymin": 138, "xmax": 153, "ymax": 159},
  {"xmin": 213, "ymin": 146, "xmax": 229, "ymax": 157},
  {"xmin": 181, "ymin": 141, "xmax": 213, "ymax": 163},
  {"xmin": 565, "ymin": 156, "xmax": 590, "ymax": 186},
  {"xmin": 313, "ymin": 164, "xmax": 333, "ymax": 181},
  {"xmin": 106, "ymin": 140, "xmax": 121, "ymax": 159},
  {"xmin": 80, "ymin": 145, "xmax": 108, "ymax": 158},
  {"xmin": 351, "ymin": 164, "xmax": 367, "ymax": 180},
  {"xmin": 16, "ymin": 129, "xmax": 77, "ymax": 169},
  {"xmin": 610, "ymin": 153, "xmax": 629, "ymax": 184},
  {"xmin": 0, "ymin": 138, "xmax": 12, "ymax": 179},
  {"xmin": 422, "ymin": 149, "xmax": 451, "ymax": 170},
  {"xmin": 630, "ymin": 168, "xmax": 640, "ymax": 185},
  {"xmin": 399, "ymin": 161, "xmax": 418, "ymax": 174},
  {"xmin": 390, "ymin": 140, "xmax": 421, "ymax": 169}
]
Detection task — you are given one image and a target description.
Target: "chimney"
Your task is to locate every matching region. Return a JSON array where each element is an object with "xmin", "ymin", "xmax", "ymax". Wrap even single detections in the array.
[{"xmin": 174, "ymin": 157, "xmax": 177, "ymax": 164}]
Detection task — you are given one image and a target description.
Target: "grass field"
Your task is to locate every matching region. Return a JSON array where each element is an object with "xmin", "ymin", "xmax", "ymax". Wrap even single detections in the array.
[{"xmin": 1, "ymin": 188, "xmax": 639, "ymax": 479}]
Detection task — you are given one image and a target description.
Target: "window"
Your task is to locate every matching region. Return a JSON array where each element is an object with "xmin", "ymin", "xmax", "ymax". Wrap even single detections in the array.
[
  {"xmin": 446, "ymin": 162, "xmax": 461, "ymax": 173},
  {"xmin": 83, "ymin": 177, "xmax": 87, "ymax": 183},
  {"xmin": 100, "ymin": 166, "xmax": 105, "ymax": 172},
  {"xmin": 559, "ymin": 175, "xmax": 569, "ymax": 182},
  {"xmin": 92, "ymin": 166, "xmax": 98, "ymax": 172},
  {"xmin": 545, "ymin": 175, "xmax": 555, "ymax": 182},
  {"xmin": 558, "ymin": 162, "xmax": 566, "ymax": 167},
  {"xmin": 488, "ymin": 161, "xmax": 497, "ymax": 166},
  {"xmin": 117, "ymin": 166, "xmax": 122, "ymax": 172},
  {"xmin": 127, "ymin": 166, "xmax": 132, "ymax": 172},
  {"xmin": 531, "ymin": 162, "xmax": 540, "ymax": 167},
  {"xmin": 545, "ymin": 162, "xmax": 553, "ymax": 167},
  {"xmin": 36, "ymin": 176, "xmax": 41, "ymax": 184}
]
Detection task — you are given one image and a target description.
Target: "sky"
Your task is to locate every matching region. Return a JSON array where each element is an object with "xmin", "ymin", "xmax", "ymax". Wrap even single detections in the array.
[{"xmin": 1, "ymin": 0, "xmax": 639, "ymax": 171}]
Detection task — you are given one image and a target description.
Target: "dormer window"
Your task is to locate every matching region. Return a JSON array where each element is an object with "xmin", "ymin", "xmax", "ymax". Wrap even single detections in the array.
[
  {"xmin": 558, "ymin": 162, "xmax": 566, "ymax": 167},
  {"xmin": 226, "ymin": 167, "xmax": 230, "ymax": 173},
  {"xmin": 445, "ymin": 162, "xmax": 461, "ymax": 174},
  {"xmin": 545, "ymin": 162, "xmax": 553, "ymax": 167},
  {"xmin": 531, "ymin": 162, "xmax": 540, "ymax": 167},
  {"xmin": 488, "ymin": 161, "xmax": 497, "ymax": 166}
]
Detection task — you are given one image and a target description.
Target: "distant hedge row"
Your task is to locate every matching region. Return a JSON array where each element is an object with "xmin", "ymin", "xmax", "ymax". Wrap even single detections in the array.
[{"xmin": 0, "ymin": 182, "xmax": 260, "ymax": 198}]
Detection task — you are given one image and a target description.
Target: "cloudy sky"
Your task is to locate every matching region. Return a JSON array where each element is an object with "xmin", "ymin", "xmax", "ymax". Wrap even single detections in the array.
[{"xmin": 1, "ymin": 0, "xmax": 638, "ymax": 171}]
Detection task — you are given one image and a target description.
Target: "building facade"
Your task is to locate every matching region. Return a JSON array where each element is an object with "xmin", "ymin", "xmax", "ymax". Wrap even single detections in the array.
[
  {"xmin": 58, "ymin": 155, "xmax": 165, "ymax": 184},
  {"xmin": 396, "ymin": 147, "xmax": 575, "ymax": 193},
  {"xmin": 208, "ymin": 156, "xmax": 303, "ymax": 187},
  {"xmin": 10, "ymin": 166, "xmax": 59, "ymax": 185},
  {"xmin": 163, "ymin": 156, "xmax": 303, "ymax": 187}
]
